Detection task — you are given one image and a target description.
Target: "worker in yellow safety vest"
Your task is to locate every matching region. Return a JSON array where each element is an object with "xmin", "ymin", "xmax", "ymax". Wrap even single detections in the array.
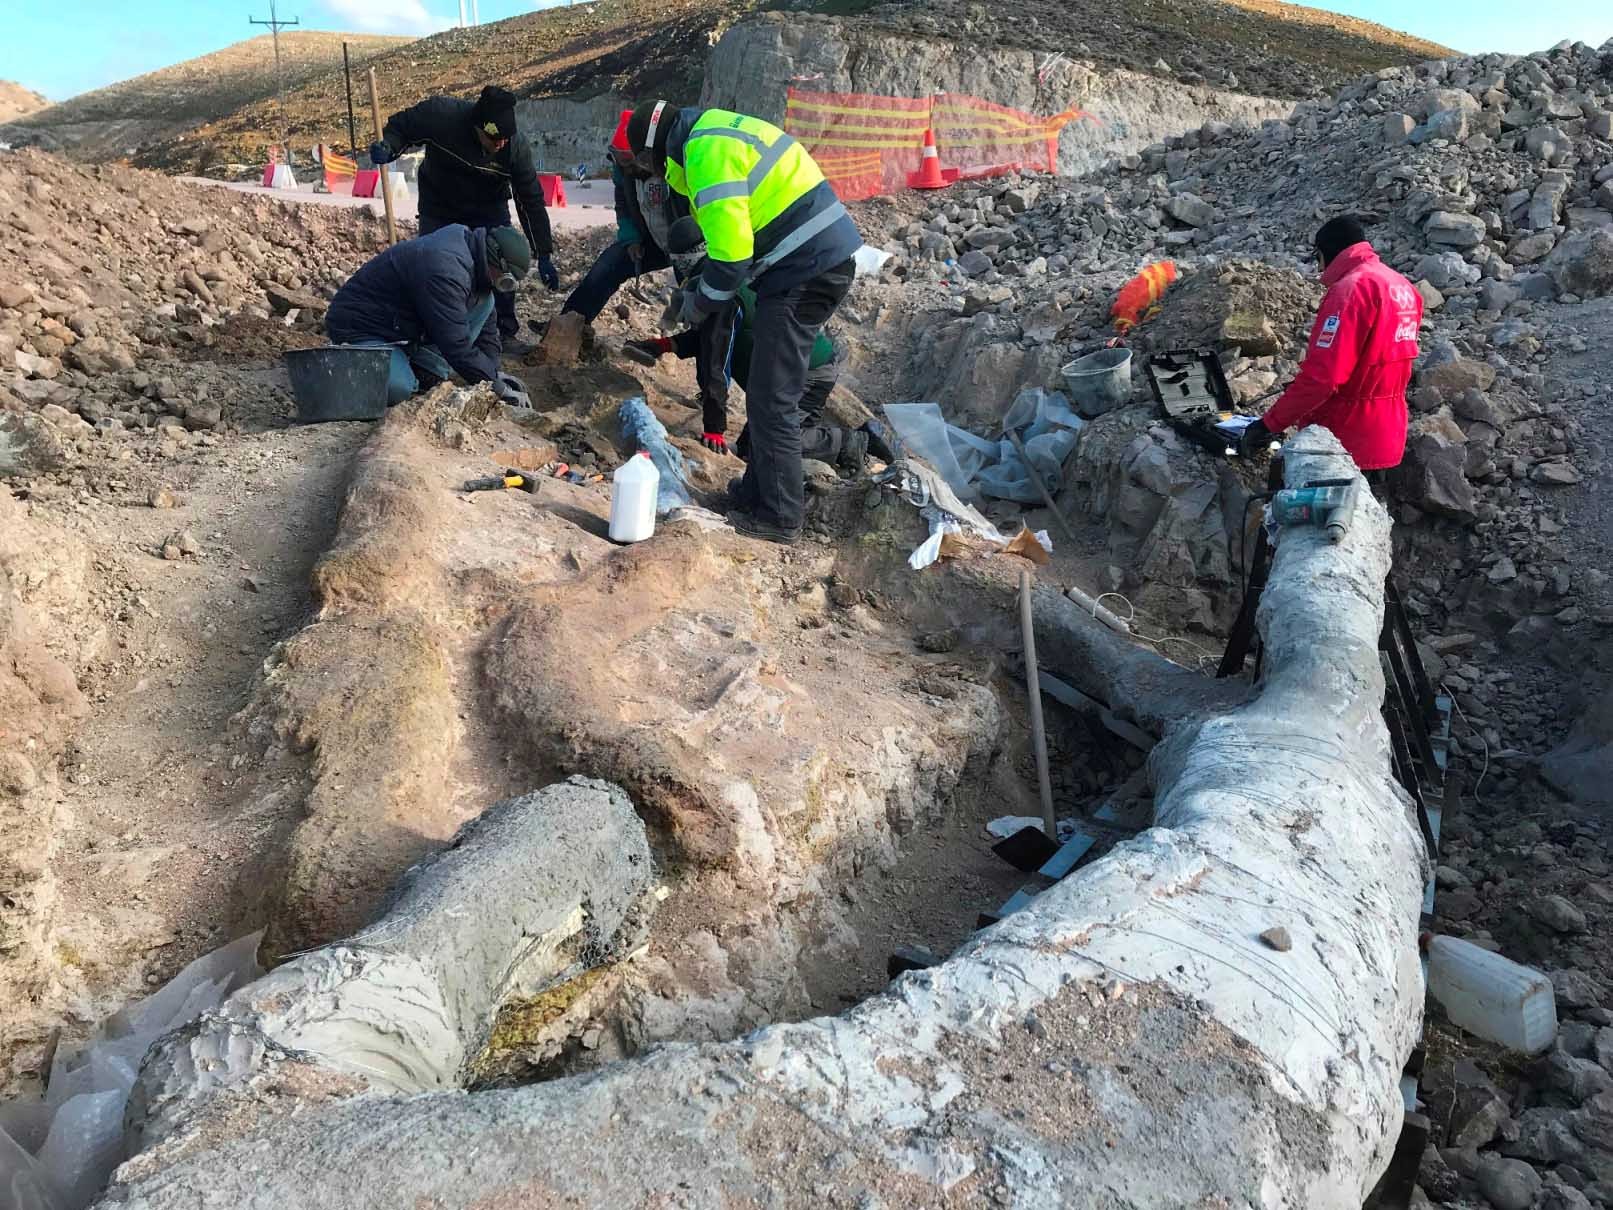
[{"xmin": 627, "ymin": 100, "xmax": 862, "ymax": 545}]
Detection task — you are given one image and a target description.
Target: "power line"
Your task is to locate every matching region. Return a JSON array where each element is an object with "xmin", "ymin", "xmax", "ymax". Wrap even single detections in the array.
[{"xmin": 250, "ymin": 0, "xmax": 300, "ymax": 154}]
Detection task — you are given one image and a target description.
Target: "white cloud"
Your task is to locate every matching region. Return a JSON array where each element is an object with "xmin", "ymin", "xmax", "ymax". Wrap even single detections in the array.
[{"xmin": 321, "ymin": 0, "xmax": 456, "ymax": 36}]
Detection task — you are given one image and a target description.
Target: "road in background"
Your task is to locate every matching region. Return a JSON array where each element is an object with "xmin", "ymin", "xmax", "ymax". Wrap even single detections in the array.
[{"xmin": 179, "ymin": 176, "xmax": 616, "ymax": 232}]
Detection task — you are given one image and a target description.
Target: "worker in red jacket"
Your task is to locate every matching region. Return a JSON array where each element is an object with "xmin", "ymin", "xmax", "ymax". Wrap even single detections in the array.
[{"xmin": 1242, "ymin": 216, "xmax": 1423, "ymax": 470}]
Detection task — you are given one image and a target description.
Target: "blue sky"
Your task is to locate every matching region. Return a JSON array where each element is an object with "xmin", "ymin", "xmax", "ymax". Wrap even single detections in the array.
[{"xmin": 3, "ymin": 0, "xmax": 1612, "ymax": 103}]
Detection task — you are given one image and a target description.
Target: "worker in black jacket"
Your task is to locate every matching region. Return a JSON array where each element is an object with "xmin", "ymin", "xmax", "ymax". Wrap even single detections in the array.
[
  {"xmin": 370, "ymin": 85, "xmax": 558, "ymax": 350},
  {"xmin": 326, "ymin": 224, "xmax": 531, "ymax": 405}
]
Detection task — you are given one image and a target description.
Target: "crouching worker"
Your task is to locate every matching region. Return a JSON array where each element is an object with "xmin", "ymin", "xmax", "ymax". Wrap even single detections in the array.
[
  {"xmin": 326, "ymin": 225, "xmax": 531, "ymax": 406},
  {"xmin": 625, "ymin": 216, "xmax": 871, "ymax": 471}
]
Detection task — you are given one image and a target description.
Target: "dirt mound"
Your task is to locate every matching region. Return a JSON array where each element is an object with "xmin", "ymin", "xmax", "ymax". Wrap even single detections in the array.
[
  {"xmin": 7, "ymin": 34, "xmax": 407, "ymax": 162},
  {"xmin": 1133, "ymin": 262, "xmax": 1322, "ymax": 360},
  {"xmin": 0, "ymin": 150, "xmax": 386, "ymax": 434},
  {"xmin": 0, "ymin": 81, "xmax": 49, "ymax": 124}
]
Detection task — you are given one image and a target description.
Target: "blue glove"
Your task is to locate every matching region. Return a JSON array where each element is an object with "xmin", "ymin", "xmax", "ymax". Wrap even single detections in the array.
[
  {"xmin": 368, "ymin": 140, "xmax": 395, "ymax": 166},
  {"xmin": 538, "ymin": 254, "xmax": 559, "ymax": 292}
]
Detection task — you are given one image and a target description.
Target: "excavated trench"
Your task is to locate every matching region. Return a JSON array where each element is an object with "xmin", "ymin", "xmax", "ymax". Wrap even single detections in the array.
[
  {"xmin": 202, "ymin": 376, "xmax": 1150, "ymax": 1089},
  {"xmin": 5, "ymin": 361, "xmax": 1427, "ymax": 1207},
  {"xmin": 94, "ymin": 425, "xmax": 1427, "ymax": 1209}
]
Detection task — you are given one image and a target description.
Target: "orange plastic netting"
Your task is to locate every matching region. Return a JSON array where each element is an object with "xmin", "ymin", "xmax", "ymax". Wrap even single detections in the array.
[{"xmin": 785, "ymin": 87, "xmax": 1095, "ymax": 201}]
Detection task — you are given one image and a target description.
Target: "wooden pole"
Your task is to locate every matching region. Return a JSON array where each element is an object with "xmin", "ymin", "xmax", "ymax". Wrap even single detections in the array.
[
  {"xmin": 1019, "ymin": 569, "xmax": 1056, "ymax": 837},
  {"xmin": 342, "ymin": 43, "xmax": 358, "ymax": 157},
  {"xmin": 367, "ymin": 66, "xmax": 398, "ymax": 246}
]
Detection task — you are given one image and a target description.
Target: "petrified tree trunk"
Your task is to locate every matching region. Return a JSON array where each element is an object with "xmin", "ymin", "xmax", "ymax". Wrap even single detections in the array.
[
  {"xmin": 109, "ymin": 429, "xmax": 1426, "ymax": 1210},
  {"xmin": 122, "ymin": 778, "xmax": 654, "ymax": 1159}
]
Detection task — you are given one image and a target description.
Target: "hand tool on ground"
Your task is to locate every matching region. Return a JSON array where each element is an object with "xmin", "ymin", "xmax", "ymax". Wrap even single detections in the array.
[
  {"xmin": 1019, "ymin": 569, "xmax": 1056, "ymax": 838},
  {"xmin": 463, "ymin": 469, "xmax": 539, "ymax": 494},
  {"xmin": 1269, "ymin": 477, "xmax": 1359, "ymax": 543}
]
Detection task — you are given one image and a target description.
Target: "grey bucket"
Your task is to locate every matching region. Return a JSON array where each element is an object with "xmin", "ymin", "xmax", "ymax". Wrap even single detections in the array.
[
  {"xmin": 285, "ymin": 345, "xmax": 392, "ymax": 423},
  {"xmin": 1061, "ymin": 347, "xmax": 1133, "ymax": 417}
]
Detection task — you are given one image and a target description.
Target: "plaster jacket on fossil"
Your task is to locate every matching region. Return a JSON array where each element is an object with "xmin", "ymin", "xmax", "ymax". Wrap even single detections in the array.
[{"xmin": 105, "ymin": 428, "xmax": 1428, "ymax": 1210}]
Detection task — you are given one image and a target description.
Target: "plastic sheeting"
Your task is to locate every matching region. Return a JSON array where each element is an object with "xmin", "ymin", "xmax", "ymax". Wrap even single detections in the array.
[
  {"xmin": 882, "ymin": 390, "xmax": 1085, "ymax": 505},
  {"xmin": 617, "ymin": 396, "xmax": 692, "ymax": 515},
  {"xmin": 0, "ymin": 932, "xmax": 263, "ymax": 1210}
]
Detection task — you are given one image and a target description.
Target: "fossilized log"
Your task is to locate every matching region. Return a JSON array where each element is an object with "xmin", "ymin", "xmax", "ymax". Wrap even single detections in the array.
[
  {"xmin": 121, "ymin": 777, "xmax": 653, "ymax": 1161},
  {"xmin": 106, "ymin": 429, "xmax": 1426, "ymax": 1209}
]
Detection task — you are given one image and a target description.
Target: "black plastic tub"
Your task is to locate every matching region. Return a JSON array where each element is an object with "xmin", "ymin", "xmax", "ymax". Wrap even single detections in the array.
[{"xmin": 285, "ymin": 345, "xmax": 392, "ymax": 423}]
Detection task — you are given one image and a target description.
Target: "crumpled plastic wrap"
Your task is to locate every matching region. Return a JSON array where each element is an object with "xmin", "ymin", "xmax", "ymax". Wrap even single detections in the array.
[
  {"xmin": 617, "ymin": 396, "xmax": 692, "ymax": 514},
  {"xmin": 882, "ymin": 390, "xmax": 1085, "ymax": 505},
  {"xmin": 0, "ymin": 931, "xmax": 263, "ymax": 1210}
]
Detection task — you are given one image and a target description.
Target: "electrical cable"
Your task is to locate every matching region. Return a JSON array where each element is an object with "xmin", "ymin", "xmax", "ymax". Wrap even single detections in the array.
[
  {"xmin": 1442, "ymin": 684, "xmax": 1490, "ymax": 808},
  {"xmin": 1087, "ymin": 591, "xmax": 1222, "ymax": 674}
]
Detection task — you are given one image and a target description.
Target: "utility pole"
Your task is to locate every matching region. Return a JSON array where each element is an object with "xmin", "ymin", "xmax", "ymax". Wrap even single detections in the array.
[
  {"xmin": 458, "ymin": 0, "xmax": 467, "ymax": 26},
  {"xmin": 250, "ymin": 0, "xmax": 299, "ymax": 162},
  {"xmin": 472, "ymin": 0, "xmax": 479, "ymax": 23}
]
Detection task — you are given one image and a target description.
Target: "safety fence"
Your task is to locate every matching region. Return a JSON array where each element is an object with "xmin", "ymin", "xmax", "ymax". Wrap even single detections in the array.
[{"xmin": 783, "ymin": 86, "xmax": 1096, "ymax": 201}]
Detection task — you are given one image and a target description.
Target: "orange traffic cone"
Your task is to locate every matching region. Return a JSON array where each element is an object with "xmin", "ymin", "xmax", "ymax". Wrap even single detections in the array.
[{"xmin": 906, "ymin": 128, "xmax": 959, "ymax": 190}]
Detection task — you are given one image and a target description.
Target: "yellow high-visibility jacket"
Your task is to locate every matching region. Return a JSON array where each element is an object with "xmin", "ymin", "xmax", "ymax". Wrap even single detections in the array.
[{"xmin": 663, "ymin": 107, "xmax": 861, "ymax": 309}]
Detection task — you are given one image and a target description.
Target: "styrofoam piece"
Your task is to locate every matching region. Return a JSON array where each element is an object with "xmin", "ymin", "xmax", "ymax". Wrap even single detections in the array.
[
  {"xmin": 1427, "ymin": 935, "xmax": 1557, "ymax": 1054},
  {"xmin": 852, "ymin": 245, "xmax": 893, "ymax": 276}
]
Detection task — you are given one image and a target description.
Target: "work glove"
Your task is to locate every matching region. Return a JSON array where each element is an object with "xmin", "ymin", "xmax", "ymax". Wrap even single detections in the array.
[
  {"xmin": 537, "ymin": 255, "xmax": 559, "ymax": 292},
  {"xmin": 699, "ymin": 432, "xmax": 730, "ymax": 455},
  {"xmin": 659, "ymin": 289, "xmax": 685, "ymax": 334},
  {"xmin": 1238, "ymin": 417, "xmax": 1273, "ymax": 459},
  {"xmin": 676, "ymin": 283, "xmax": 705, "ymax": 329},
  {"xmin": 623, "ymin": 337, "xmax": 671, "ymax": 366},
  {"xmin": 492, "ymin": 372, "xmax": 530, "ymax": 409},
  {"xmin": 368, "ymin": 140, "xmax": 395, "ymax": 166}
]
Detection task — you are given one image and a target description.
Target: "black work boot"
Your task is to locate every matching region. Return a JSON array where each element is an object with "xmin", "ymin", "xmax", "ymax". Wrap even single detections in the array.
[
  {"xmin": 727, "ymin": 509, "xmax": 800, "ymax": 546},
  {"xmin": 837, "ymin": 428, "xmax": 869, "ymax": 477}
]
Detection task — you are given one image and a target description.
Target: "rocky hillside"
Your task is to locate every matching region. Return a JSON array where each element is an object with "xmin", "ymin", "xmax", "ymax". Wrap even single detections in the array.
[
  {"xmin": 847, "ymin": 0, "xmax": 1453, "ymax": 98},
  {"xmin": 9, "ymin": 0, "xmax": 1448, "ymax": 176},
  {"xmin": 4, "ymin": 33, "xmax": 408, "ymax": 162},
  {"xmin": 0, "ymin": 81, "xmax": 48, "ymax": 124}
]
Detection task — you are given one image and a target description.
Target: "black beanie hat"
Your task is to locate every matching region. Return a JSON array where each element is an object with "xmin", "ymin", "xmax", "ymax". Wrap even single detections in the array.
[
  {"xmin": 626, "ymin": 100, "xmax": 673, "ymax": 156},
  {"xmin": 1314, "ymin": 215, "xmax": 1368, "ymax": 264},
  {"xmin": 471, "ymin": 85, "xmax": 518, "ymax": 140}
]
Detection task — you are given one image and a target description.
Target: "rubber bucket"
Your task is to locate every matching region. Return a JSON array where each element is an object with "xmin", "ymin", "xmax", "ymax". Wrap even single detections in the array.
[
  {"xmin": 1061, "ymin": 348, "xmax": 1133, "ymax": 418},
  {"xmin": 285, "ymin": 345, "xmax": 392, "ymax": 423}
]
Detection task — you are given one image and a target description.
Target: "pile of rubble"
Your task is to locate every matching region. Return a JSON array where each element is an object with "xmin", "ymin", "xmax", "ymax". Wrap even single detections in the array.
[{"xmin": 0, "ymin": 150, "xmax": 385, "ymax": 479}]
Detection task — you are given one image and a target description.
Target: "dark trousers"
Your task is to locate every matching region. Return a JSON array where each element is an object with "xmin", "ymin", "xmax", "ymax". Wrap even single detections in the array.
[
  {"xmin": 671, "ymin": 306, "xmax": 739, "ymax": 434},
  {"xmin": 734, "ymin": 260, "xmax": 855, "ymax": 529},
  {"xmin": 561, "ymin": 241, "xmax": 671, "ymax": 322},
  {"xmin": 418, "ymin": 209, "xmax": 520, "ymax": 341}
]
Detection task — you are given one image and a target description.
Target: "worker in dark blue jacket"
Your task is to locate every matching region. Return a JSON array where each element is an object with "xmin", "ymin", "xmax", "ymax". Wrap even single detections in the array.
[
  {"xmin": 371, "ymin": 85, "xmax": 558, "ymax": 350},
  {"xmin": 326, "ymin": 225, "xmax": 531, "ymax": 405}
]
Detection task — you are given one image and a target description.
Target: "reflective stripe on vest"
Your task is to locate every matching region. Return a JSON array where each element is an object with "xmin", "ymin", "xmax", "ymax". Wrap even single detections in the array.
[{"xmin": 756, "ymin": 199, "xmax": 849, "ymax": 269}]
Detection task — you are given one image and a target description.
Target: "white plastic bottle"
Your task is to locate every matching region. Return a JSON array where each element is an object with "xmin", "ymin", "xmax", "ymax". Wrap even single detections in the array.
[
  {"xmin": 1426, "ymin": 935, "xmax": 1557, "ymax": 1054},
  {"xmin": 608, "ymin": 451, "xmax": 659, "ymax": 544}
]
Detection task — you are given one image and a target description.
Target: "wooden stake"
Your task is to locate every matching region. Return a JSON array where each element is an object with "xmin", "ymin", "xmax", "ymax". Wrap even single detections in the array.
[
  {"xmin": 367, "ymin": 66, "xmax": 398, "ymax": 246},
  {"xmin": 1020, "ymin": 569, "xmax": 1056, "ymax": 837}
]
